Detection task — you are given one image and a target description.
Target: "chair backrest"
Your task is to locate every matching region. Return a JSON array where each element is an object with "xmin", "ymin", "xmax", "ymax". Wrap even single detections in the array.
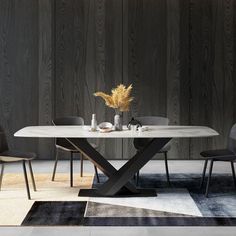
[
  {"xmin": 0, "ymin": 126, "xmax": 9, "ymax": 153},
  {"xmin": 133, "ymin": 116, "xmax": 169, "ymax": 150},
  {"xmin": 52, "ymin": 116, "xmax": 84, "ymax": 148},
  {"xmin": 52, "ymin": 116, "xmax": 84, "ymax": 126},
  {"xmin": 228, "ymin": 123, "xmax": 236, "ymax": 153},
  {"xmin": 136, "ymin": 116, "xmax": 169, "ymax": 126}
]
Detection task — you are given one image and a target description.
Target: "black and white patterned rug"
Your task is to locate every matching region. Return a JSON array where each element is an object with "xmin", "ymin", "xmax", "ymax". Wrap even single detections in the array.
[{"xmin": 22, "ymin": 173, "xmax": 236, "ymax": 226}]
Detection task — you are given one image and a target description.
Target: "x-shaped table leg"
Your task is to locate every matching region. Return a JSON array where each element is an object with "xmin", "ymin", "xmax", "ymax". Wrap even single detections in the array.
[{"xmin": 67, "ymin": 137, "xmax": 171, "ymax": 197}]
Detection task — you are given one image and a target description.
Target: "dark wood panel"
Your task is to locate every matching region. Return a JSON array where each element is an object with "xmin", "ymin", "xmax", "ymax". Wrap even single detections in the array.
[
  {"xmin": 55, "ymin": 0, "xmax": 76, "ymax": 117},
  {"xmin": 122, "ymin": 0, "xmax": 191, "ymax": 160},
  {"xmin": 55, "ymin": 0, "xmax": 123, "ymax": 159},
  {"xmin": 55, "ymin": 0, "xmax": 88, "ymax": 161},
  {"xmin": 222, "ymin": 0, "xmax": 234, "ymax": 145},
  {"xmin": 38, "ymin": 0, "xmax": 54, "ymax": 159},
  {"xmin": 179, "ymin": 0, "xmax": 191, "ymax": 159},
  {"xmin": 189, "ymin": 0, "xmax": 214, "ymax": 159},
  {"xmin": 166, "ymin": 0, "xmax": 182, "ymax": 159},
  {"xmin": 211, "ymin": 0, "xmax": 224, "ymax": 151},
  {"xmin": 210, "ymin": 0, "xmax": 235, "ymax": 153},
  {"xmin": 126, "ymin": 0, "xmax": 167, "ymax": 117},
  {"xmin": 83, "ymin": 0, "xmax": 123, "ymax": 159},
  {"xmin": 123, "ymin": 0, "xmax": 167, "ymax": 159},
  {"xmin": 0, "ymin": 0, "xmax": 38, "ymax": 152}
]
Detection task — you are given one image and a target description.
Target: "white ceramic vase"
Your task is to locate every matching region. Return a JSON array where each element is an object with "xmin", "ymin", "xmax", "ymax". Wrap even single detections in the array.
[{"xmin": 114, "ymin": 114, "xmax": 122, "ymax": 131}]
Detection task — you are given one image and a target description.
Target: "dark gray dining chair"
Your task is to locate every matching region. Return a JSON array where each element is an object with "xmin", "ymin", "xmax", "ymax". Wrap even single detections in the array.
[
  {"xmin": 0, "ymin": 126, "xmax": 36, "ymax": 200},
  {"xmin": 200, "ymin": 123, "xmax": 236, "ymax": 197},
  {"xmin": 52, "ymin": 116, "xmax": 99, "ymax": 187},
  {"xmin": 133, "ymin": 116, "xmax": 171, "ymax": 186}
]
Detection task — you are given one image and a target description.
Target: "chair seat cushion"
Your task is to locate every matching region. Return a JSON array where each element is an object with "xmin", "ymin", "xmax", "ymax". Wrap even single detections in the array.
[
  {"xmin": 200, "ymin": 149, "xmax": 236, "ymax": 161},
  {"xmin": 0, "ymin": 150, "xmax": 36, "ymax": 162}
]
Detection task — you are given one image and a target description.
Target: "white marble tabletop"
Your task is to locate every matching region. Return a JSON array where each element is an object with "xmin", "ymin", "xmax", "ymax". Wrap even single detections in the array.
[{"xmin": 14, "ymin": 125, "xmax": 219, "ymax": 139}]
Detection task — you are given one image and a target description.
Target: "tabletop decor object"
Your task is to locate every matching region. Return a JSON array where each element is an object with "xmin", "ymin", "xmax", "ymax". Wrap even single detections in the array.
[
  {"xmin": 94, "ymin": 84, "xmax": 133, "ymax": 131},
  {"xmin": 127, "ymin": 117, "xmax": 142, "ymax": 130},
  {"xmin": 90, "ymin": 114, "xmax": 97, "ymax": 132},
  {"xmin": 98, "ymin": 122, "xmax": 113, "ymax": 133}
]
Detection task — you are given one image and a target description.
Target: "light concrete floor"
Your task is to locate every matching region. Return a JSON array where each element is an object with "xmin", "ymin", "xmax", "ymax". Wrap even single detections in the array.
[
  {"xmin": 0, "ymin": 160, "xmax": 235, "ymax": 236},
  {"xmin": 3, "ymin": 159, "xmax": 234, "ymax": 174},
  {"xmin": 0, "ymin": 226, "xmax": 236, "ymax": 236}
]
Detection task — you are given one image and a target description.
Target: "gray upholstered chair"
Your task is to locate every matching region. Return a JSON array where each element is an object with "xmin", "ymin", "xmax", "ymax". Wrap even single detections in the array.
[
  {"xmin": 200, "ymin": 123, "xmax": 236, "ymax": 197},
  {"xmin": 133, "ymin": 116, "xmax": 171, "ymax": 185},
  {"xmin": 0, "ymin": 126, "xmax": 36, "ymax": 200},
  {"xmin": 52, "ymin": 116, "xmax": 99, "ymax": 187}
]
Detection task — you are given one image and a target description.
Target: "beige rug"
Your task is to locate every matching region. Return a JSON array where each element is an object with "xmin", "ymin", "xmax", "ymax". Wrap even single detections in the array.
[{"xmin": 0, "ymin": 173, "xmax": 94, "ymax": 225}]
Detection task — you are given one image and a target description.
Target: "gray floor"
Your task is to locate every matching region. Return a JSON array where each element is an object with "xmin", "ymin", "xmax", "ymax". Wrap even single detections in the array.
[
  {"xmin": 1, "ymin": 160, "xmax": 236, "ymax": 236},
  {"xmin": 3, "ymin": 159, "xmax": 233, "ymax": 174},
  {"xmin": 0, "ymin": 226, "xmax": 236, "ymax": 236}
]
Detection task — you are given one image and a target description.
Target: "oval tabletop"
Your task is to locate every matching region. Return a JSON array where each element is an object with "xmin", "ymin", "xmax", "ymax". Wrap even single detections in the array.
[{"xmin": 14, "ymin": 125, "xmax": 219, "ymax": 138}]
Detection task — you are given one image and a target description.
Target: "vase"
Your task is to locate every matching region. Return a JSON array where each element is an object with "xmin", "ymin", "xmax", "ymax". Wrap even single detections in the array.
[{"xmin": 114, "ymin": 113, "xmax": 123, "ymax": 131}]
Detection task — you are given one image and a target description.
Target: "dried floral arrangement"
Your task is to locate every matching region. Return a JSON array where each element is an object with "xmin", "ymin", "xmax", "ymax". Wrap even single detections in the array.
[{"xmin": 94, "ymin": 84, "xmax": 133, "ymax": 112}]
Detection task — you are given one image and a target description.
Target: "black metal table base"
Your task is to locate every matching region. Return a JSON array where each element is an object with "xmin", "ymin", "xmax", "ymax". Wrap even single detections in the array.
[
  {"xmin": 67, "ymin": 137, "xmax": 172, "ymax": 197},
  {"xmin": 78, "ymin": 188, "xmax": 157, "ymax": 197}
]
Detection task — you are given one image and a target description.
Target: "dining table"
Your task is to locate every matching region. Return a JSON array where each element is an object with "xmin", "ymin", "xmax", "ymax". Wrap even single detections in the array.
[{"xmin": 14, "ymin": 125, "xmax": 219, "ymax": 197}]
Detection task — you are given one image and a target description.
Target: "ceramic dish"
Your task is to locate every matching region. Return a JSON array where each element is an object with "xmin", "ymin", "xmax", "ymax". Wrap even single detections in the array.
[{"xmin": 98, "ymin": 122, "xmax": 113, "ymax": 133}]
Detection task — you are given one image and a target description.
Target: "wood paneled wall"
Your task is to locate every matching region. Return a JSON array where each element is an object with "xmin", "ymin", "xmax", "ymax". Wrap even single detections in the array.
[
  {"xmin": 0, "ymin": 0, "xmax": 236, "ymax": 160},
  {"xmin": 0, "ymin": 0, "xmax": 39, "ymax": 154}
]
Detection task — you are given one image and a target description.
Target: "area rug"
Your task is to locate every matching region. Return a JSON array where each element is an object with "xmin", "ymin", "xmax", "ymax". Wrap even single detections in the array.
[
  {"xmin": 21, "ymin": 173, "xmax": 236, "ymax": 226},
  {"xmin": 0, "ymin": 173, "xmax": 93, "ymax": 225}
]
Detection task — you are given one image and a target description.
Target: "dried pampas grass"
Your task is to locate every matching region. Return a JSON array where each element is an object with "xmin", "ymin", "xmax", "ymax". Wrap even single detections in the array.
[{"xmin": 94, "ymin": 84, "xmax": 133, "ymax": 112}]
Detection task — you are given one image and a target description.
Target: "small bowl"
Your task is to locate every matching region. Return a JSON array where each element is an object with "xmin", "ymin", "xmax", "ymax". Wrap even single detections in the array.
[{"xmin": 98, "ymin": 122, "xmax": 113, "ymax": 133}]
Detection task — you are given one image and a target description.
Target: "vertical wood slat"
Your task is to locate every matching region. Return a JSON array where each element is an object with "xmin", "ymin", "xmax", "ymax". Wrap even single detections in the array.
[
  {"xmin": 0, "ymin": 0, "xmax": 38, "ymax": 152},
  {"xmin": 55, "ymin": 0, "xmax": 87, "ymax": 161},
  {"xmin": 0, "ymin": 0, "xmax": 14, "ymax": 146},
  {"xmin": 93, "ymin": 0, "xmax": 110, "ymax": 157},
  {"xmin": 211, "ymin": 0, "xmax": 224, "ymax": 150},
  {"xmin": 222, "ymin": 0, "xmax": 234, "ymax": 146},
  {"xmin": 212, "ymin": 0, "xmax": 235, "ymax": 152},
  {"xmin": 55, "ymin": 0, "xmax": 74, "ymax": 118},
  {"xmin": 166, "ymin": 0, "xmax": 181, "ymax": 159},
  {"xmin": 38, "ymin": 0, "xmax": 54, "ymax": 159},
  {"xmin": 103, "ymin": 0, "xmax": 123, "ymax": 159},
  {"xmin": 179, "ymin": 0, "xmax": 190, "ymax": 159},
  {"xmin": 189, "ymin": 0, "xmax": 214, "ymax": 159}
]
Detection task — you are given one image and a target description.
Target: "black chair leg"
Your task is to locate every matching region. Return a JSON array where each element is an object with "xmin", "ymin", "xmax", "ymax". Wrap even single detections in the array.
[
  {"xmin": 94, "ymin": 165, "xmax": 100, "ymax": 183},
  {"xmin": 52, "ymin": 148, "xmax": 59, "ymax": 181},
  {"xmin": 80, "ymin": 154, "xmax": 84, "ymax": 178},
  {"xmin": 0, "ymin": 164, "xmax": 4, "ymax": 191},
  {"xmin": 22, "ymin": 160, "xmax": 31, "ymax": 200},
  {"xmin": 136, "ymin": 170, "xmax": 140, "ymax": 186},
  {"xmin": 205, "ymin": 159, "xmax": 214, "ymax": 198},
  {"xmin": 231, "ymin": 161, "xmax": 236, "ymax": 188},
  {"xmin": 28, "ymin": 161, "xmax": 36, "ymax": 191},
  {"xmin": 70, "ymin": 152, "xmax": 73, "ymax": 187},
  {"xmin": 200, "ymin": 159, "xmax": 208, "ymax": 189},
  {"xmin": 164, "ymin": 152, "xmax": 171, "ymax": 186}
]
